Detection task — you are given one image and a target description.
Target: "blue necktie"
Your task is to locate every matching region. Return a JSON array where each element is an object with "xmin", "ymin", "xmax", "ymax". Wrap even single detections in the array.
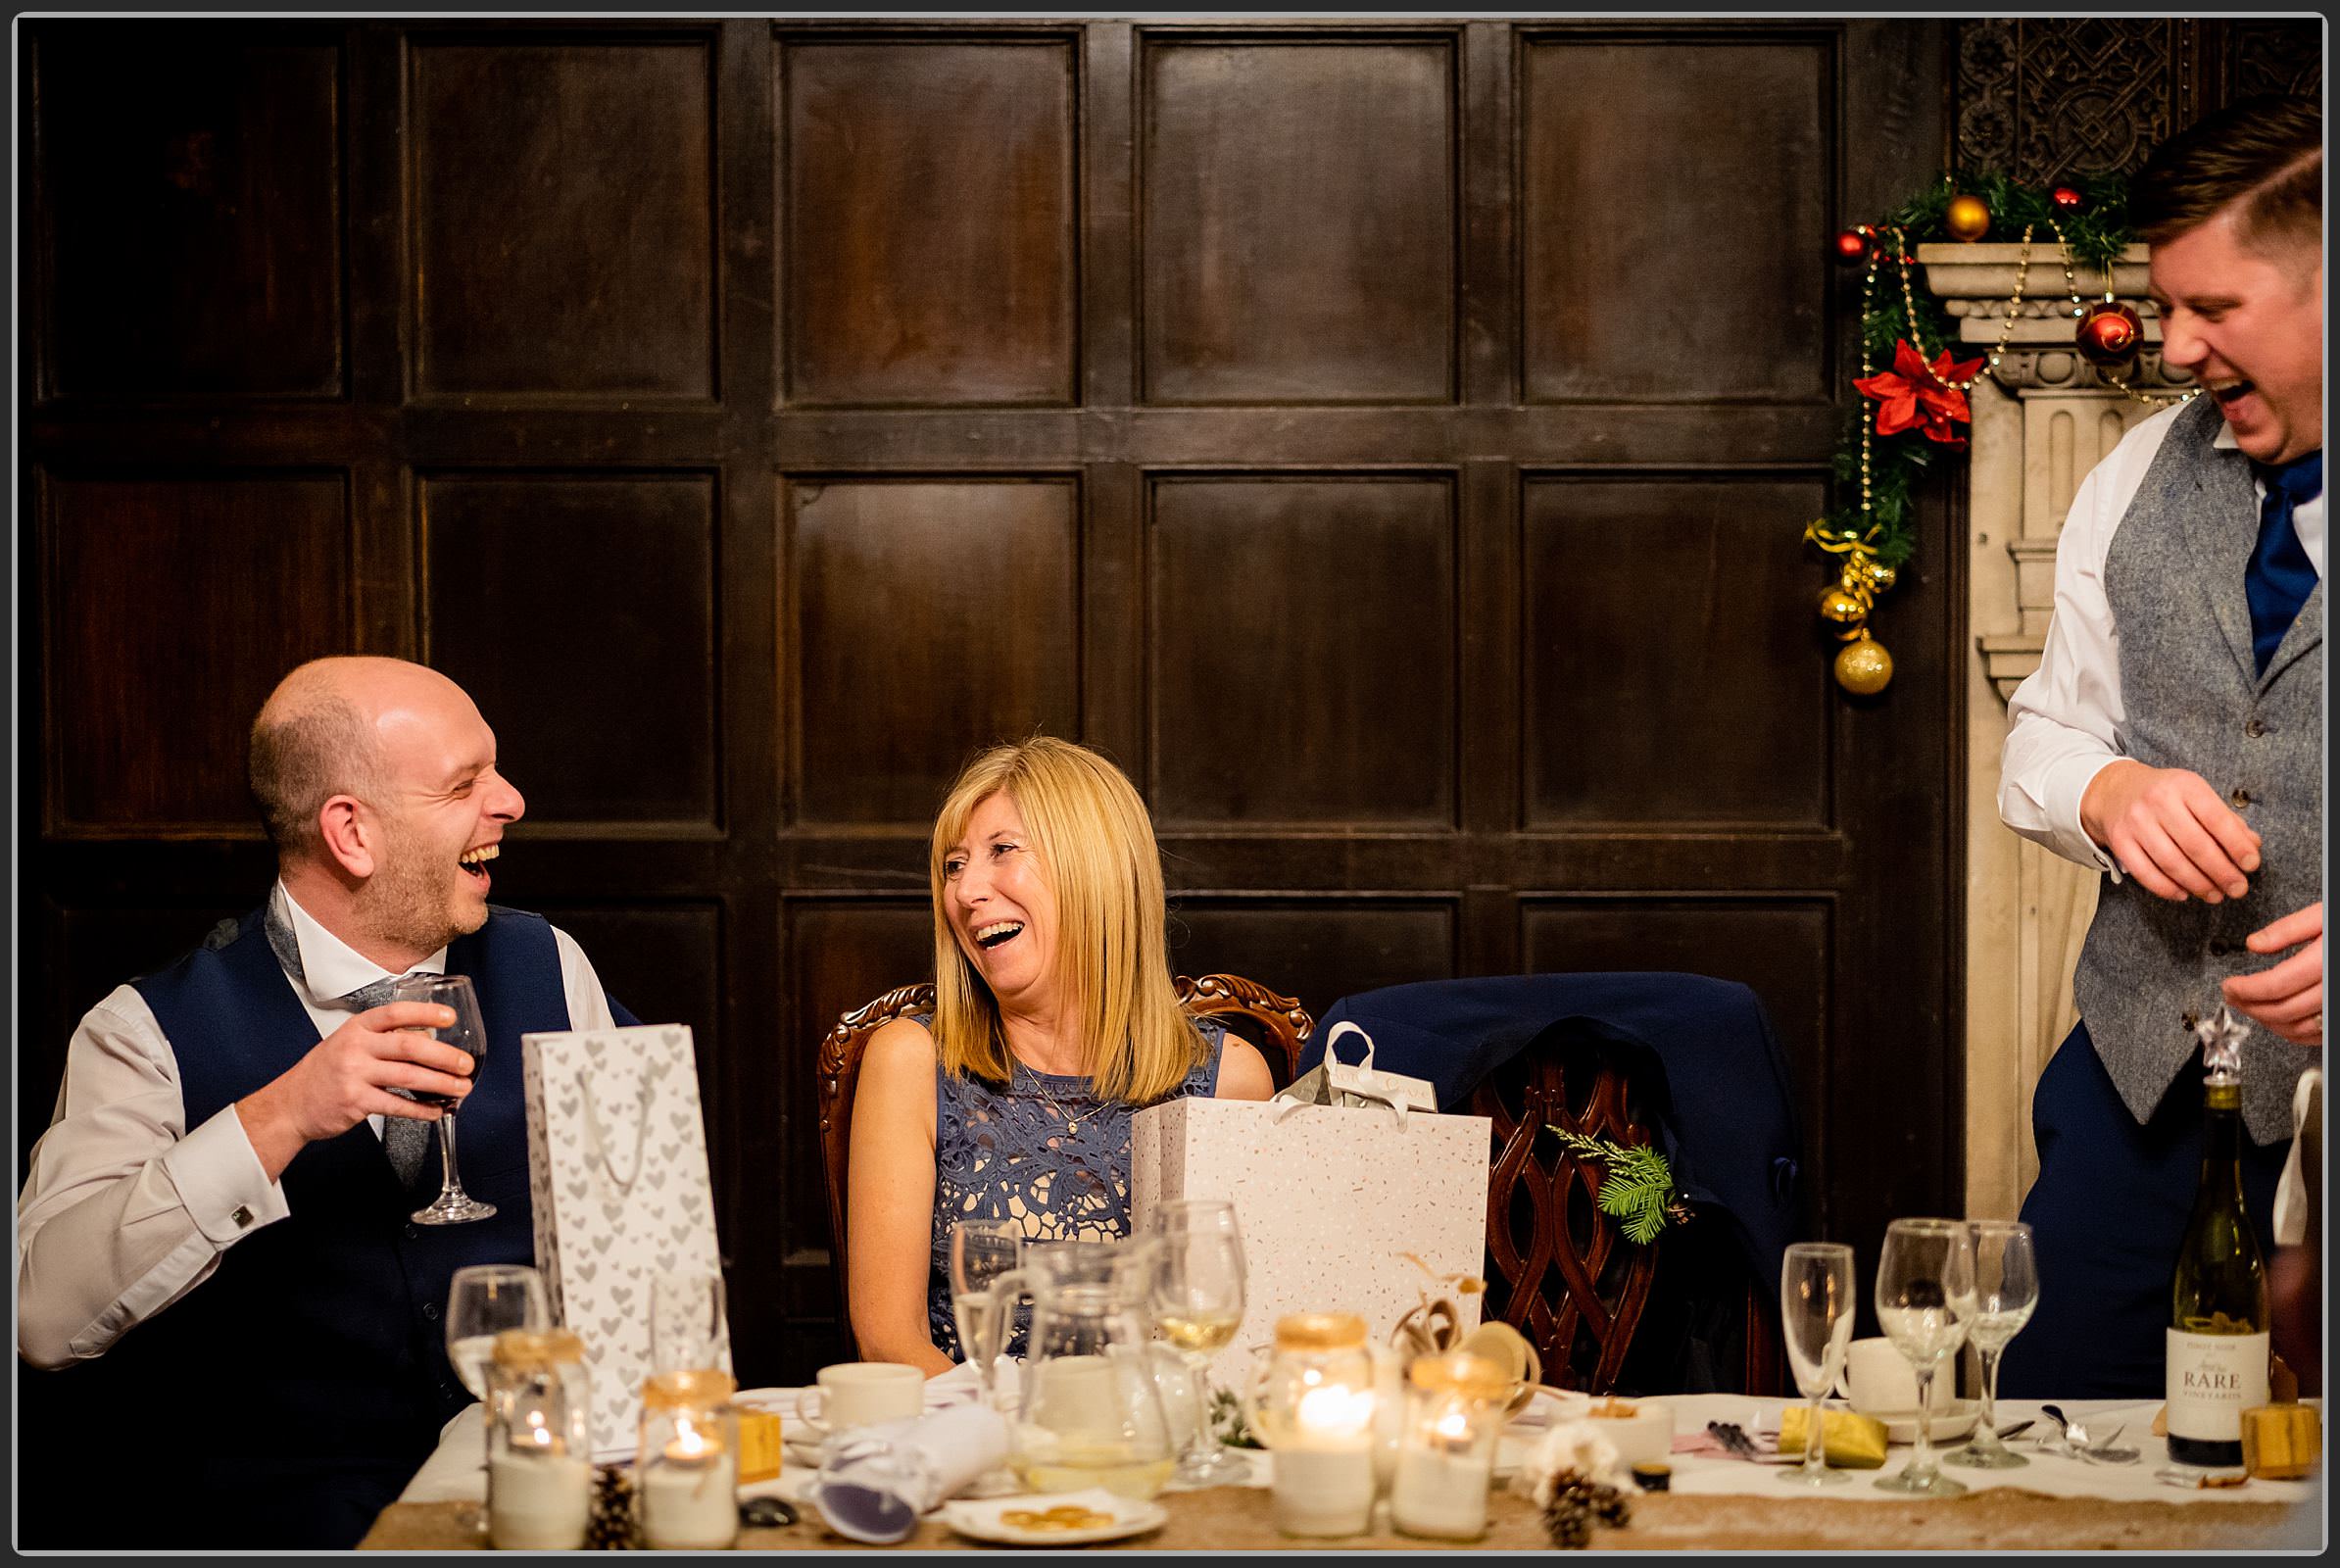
[{"xmin": 2246, "ymin": 450, "xmax": 2321, "ymax": 677}]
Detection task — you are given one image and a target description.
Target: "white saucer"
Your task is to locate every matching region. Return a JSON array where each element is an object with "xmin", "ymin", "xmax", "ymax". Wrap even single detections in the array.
[
  {"xmin": 942, "ymin": 1489, "xmax": 1168, "ymax": 1547},
  {"xmin": 1862, "ymin": 1399, "xmax": 1980, "ymax": 1445}
]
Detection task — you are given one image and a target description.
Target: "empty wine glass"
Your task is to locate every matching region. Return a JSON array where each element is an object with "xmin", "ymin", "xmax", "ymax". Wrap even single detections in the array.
[
  {"xmin": 447, "ymin": 1263, "xmax": 552, "ymax": 1399},
  {"xmin": 391, "ymin": 974, "xmax": 494, "ymax": 1225},
  {"xmin": 649, "ymin": 1268, "xmax": 729, "ymax": 1375},
  {"xmin": 1874, "ymin": 1218, "xmax": 1977, "ymax": 1497},
  {"xmin": 1146, "ymin": 1200, "xmax": 1245, "ymax": 1485},
  {"xmin": 1779, "ymin": 1242, "xmax": 1856, "ymax": 1488},
  {"xmin": 1946, "ymin": 1220, "xmax": 2037, "ymax": 1470},
  {"xmin": 950, "ymin": 1218, "xmax": 1025, "ymax": 1408}
]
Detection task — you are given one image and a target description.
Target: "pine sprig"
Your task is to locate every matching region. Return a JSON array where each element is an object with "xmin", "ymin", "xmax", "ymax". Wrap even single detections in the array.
[{"xmin": 1547, "ymin": 1129, "xmax": 1689, "ymax": 1245}]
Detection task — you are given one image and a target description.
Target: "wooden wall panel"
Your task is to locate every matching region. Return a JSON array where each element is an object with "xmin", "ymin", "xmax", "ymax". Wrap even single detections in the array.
[
  {"xmin": 1522, "ymin": 898, "xmax": 1831, "ymax": 1224},
  {"xmin": 525, "ymin": 900, "xmax": 724, "ymax": 1058},
  {"xmin": 420, "ymin": 472, "xmax": 721, "ymax": 828},
  {"xmin": 1167, "ymin": 899, "xmax": 1459, "ymax": 1025},
  {"xmin": 410, "ymin": 36, "xmax": 715, "ymax": 398},
  {"xmin": 789, "ymin": 478, "xmax": 1080, "ymax": 825},
  {"xmin": 781, "ymin": 38, "xmax": 1078, "ymax": 407},
  {"xmin": 43, "ymin": 472, "xmax": 352, "ymax": 834},
  {"xmin": 1148, "ymin": 475, "xmax": 1456, "ymax": 827},
  {"xmin": 36, "ymin": 26, "xmax": 345, "ymax": 401},
  {"xmin": 1521, "ymin": 35, "xmax": 1831, "ymax": 403},
  {"xmin": 1521, "ymin": 476, "xmax": 1830, "ymax": 829},
  {"xmin": 1140, "ymin": 36, "xmax": 1456, "ymax": 404}
]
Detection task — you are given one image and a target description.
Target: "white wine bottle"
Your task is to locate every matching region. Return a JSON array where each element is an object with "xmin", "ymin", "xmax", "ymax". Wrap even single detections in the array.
[{"xmin": 2165, "ymin": 1006, "xmax": 2267, "ymax": 1470}]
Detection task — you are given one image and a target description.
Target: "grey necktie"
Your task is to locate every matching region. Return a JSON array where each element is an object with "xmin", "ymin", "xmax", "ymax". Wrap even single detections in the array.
[{"xmin": 262, "ymin": 901, "xmax": 439, "ymax": 1189}]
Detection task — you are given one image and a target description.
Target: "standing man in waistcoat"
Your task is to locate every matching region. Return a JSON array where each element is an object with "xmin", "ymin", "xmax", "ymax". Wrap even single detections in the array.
[
  {"xmin": 17, "ymin": 657, "xmax": 638, "ymax": 1547},
  {"xmin": 1997, "ymin": 95, "xmax": 2321, "ymax": 1398}
]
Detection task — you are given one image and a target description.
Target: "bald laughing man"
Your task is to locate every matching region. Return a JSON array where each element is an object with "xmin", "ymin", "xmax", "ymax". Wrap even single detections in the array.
[{"xmin": 17, "ymin": 658, "xmax": 638, "ymax": 1548}]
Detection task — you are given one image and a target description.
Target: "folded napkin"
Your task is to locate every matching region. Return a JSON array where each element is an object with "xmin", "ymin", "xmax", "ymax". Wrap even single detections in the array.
[
  {"xmin": 810, "ymin": 1404, "xmax": 1011, "ymax": 1545},
  {"xmin": 1776, "ymin": 1406, "xmax": 1889, "ymax": 1468}
]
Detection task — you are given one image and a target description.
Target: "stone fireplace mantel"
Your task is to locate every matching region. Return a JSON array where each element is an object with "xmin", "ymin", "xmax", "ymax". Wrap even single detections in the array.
[{"xmin": 1918, "ymin": 242, "xmax": 2196, "ymax": 1218}]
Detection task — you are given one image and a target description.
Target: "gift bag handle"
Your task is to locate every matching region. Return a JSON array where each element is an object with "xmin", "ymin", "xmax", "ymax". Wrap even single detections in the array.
[
  {"xmin": 1268, "ymin": 1022, "xmax": 1412, "ymax": 1127},
  {"xmin": 576, "ymin": 1063, "xmax": 657, "ymax": 1197}
]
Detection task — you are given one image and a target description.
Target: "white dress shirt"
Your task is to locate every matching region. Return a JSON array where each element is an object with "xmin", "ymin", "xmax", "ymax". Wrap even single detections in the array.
[
  {"xmin": 16, "ymin": 881, "xmax": 617, "ymax": 1368},
  {"xmin": 1999, "ymin": 406, "xmax": 2326, "ymax": 873}
]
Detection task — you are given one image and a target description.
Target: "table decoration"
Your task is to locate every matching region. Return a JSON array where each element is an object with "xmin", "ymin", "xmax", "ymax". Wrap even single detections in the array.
[
  {"xmin": 485, "ymin": 1329, "xmax": 594, "ymax": 1549},
  {"xmin": 636, "ymin": 1369, "xmax": 741, "ymax": 1549},
  {"xmin": 2240, "ymin": 1403, "xmax": 2318, "ymax": 1480},
  {"xmin": 1246, "ymin": 1312, "xmax": 1378, "ymax": 1537},
  {"xmin": 1389, "ymin": 1350, "xmax": 1509, "ymax": 1541}
]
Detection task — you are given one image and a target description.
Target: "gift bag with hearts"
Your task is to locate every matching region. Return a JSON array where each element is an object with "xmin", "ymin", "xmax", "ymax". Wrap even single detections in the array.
[{"xmin": 522, "ymin": 1023, "xmax": 729, "ymax": 1454}]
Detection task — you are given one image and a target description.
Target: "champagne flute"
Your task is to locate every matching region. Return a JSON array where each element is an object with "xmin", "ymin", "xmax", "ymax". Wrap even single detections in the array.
[
  {"xmin": 1146, "ymin": 1200, "xmax": 1245, "ymax": 1485},
  {"xmin": 950, "ymin": 1218, "xmax": 1025, "ymax": 1408},
  {"xmin": 391, "ymin": 974, "xmax": 495, "ymax": 1225},
  {"xmin": 447, "ymin": 1263, "xmax": 552, "ymax": 1399},
  {"xmin": 649, "ymin": 1268, "xmax": 729, "ymax": 1375},
  {"xmin": 1874, "ymin": 1218, "xmax": 1976, "ymax": 1497},
  {"xmin": 1945, "ymin": 1220, "xmax": 2036, "ymax": 1470},
  {"xmin": 1779, "ymin": 1242, "xmax": 1856, "ymax": 1488}
]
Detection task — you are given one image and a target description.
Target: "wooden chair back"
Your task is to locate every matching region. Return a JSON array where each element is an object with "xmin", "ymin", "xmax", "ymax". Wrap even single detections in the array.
[{"xmin": 1471, "ymin": 1029, "xmax": 1779, "ymax": 1396}]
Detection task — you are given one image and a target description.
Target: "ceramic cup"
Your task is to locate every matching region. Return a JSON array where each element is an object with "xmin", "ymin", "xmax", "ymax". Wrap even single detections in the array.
[
  {"xmin": 1582, "ymin": 1396, "xmax": 1675, "ymax": 1467},
  {"xmin": 796, "ymin": 1362, "xmax": 925, "ymax": 1439},
  {"xmin": 1835, "ymin": 1337, "xmax": 1951, "ymax": 1414}
]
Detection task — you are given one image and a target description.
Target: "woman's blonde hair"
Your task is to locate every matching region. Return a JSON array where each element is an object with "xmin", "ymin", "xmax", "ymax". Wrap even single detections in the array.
[{"xmin": 928, "ymin": 736, "xmax": 1202, "ymax": 1104}]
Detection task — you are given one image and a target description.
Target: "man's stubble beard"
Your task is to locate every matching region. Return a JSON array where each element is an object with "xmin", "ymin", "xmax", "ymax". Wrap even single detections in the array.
[{"xmin": 357, "ymin": 816, "xmax": 485, "ymax": 959}]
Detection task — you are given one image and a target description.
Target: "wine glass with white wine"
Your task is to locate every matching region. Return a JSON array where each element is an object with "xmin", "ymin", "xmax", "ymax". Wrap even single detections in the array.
[
  {"xmin": 447, "ymin": 1264, "xmax": 552, "ymax": 1401},
  {"xmin": 1146, "ymin": 1200, "xmax": 1245, "ymax": 1485},
  {"xmin": 1945, "ymin": 1220, "xmax": 2036, "ymax": 1469},
  {"xmin": 1874, "ymin": 1218, "xmax": 1977, "ymax": 1497}
]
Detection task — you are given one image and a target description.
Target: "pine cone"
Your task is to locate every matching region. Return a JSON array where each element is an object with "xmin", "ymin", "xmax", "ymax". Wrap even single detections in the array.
[
  {"xmin": 1540, "ymin": 1468, "xmax": 1631, "ymax": 1548},
  {"xmin": 586, "ymin": 1464, "xmax": 639, "ymax": 1550}
]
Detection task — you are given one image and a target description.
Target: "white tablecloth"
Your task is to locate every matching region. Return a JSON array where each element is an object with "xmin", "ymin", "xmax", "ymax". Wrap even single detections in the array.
[{"xmin": 399, "ymin": 1388, "xmax": 2318, "ymax": 1511}]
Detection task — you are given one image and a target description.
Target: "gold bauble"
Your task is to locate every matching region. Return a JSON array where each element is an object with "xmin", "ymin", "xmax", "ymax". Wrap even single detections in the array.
[
  {"xmin": 1864, "ymin": 560, "xmax": 1898, "ymax": 594},
  {"xmin": 1819, "ymin": 587, "xmax": 1867, "ymax": 624},
  {"xmin": 1943, "ymin": 194, "xmax": 1991, "ymax": 242},
  {"xmin": 1834, "ymin": 637, "xmax": 1894, "ymax": 695}
]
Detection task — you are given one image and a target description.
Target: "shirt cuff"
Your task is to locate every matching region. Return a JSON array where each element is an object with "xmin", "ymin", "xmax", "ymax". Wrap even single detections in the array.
[
  {"xmin": 161, "ymin": 1105, "xmax": 292, "ymax": 1245},
  {"xmin": 2042, "ymin": 753, "xmax": 2123, "ymax": 877}
]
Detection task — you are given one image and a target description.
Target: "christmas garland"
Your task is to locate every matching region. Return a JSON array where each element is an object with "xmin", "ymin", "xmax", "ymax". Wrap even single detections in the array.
[{"xmin": 1803, "ymin": 172, "xmax": 2195, "ymax": 694}]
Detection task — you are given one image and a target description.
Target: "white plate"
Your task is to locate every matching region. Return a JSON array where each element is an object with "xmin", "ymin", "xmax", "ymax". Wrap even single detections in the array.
[
  {"xmin": 1862, "ymin": 1399, "xmax": 1980, "ymax": 1445},
  {"xmin": 942, "ymin": 1489, "xmax": 1168, "ymax": 1547}
]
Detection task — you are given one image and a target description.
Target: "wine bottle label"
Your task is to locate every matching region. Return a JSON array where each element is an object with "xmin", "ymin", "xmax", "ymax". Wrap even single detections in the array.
[{"xmin": 2165, "ymin": 1330, "xmax": 2269, "ymax": 1442}]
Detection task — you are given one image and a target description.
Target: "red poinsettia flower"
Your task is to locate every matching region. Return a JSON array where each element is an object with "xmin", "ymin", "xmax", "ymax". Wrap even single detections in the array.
[{"xmin": 1853, "ymin": 339, "xmax": 1987, "ymax": 448}]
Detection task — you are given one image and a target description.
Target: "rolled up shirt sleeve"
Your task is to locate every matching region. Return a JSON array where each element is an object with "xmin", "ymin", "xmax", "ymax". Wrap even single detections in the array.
[
  {"xmin": 16, "ymin": 987, "xmax": 288, "ymax": 1368},
  {"xmin": 1997, "ymin": 415, "xmax": 2162, "ymax": 878}
]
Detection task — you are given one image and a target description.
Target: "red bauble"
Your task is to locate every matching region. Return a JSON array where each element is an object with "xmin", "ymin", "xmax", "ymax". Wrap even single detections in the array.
[
  {"xmin": 2075, "ymin": 300, "xmax": 2144, "ymax": 365},
  {"xmin": 1832, "ymin": 227, "xmax": 1871, "ymax": 263},
  {"xmin": 2051, "ymin": 185, "xmax": 2083, "ymax": 212}
]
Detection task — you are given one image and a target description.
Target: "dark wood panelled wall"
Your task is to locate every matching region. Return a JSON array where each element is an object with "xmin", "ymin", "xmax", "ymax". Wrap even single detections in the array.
[{"xmin": 22, "ymin": 19, "xmax": 1957, "ymax": 1384}]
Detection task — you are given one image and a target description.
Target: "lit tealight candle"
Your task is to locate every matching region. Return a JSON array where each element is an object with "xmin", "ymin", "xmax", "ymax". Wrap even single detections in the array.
[
  {"xmin": 1258, "ymin": 1314, "xmax": 1379, "ymax": 1539},
  {"xmin": 638, "ymin": 1403, "xmax": 741, "ymax": 1550},
  {"xmin": 1389, "ymin": 1353, "xmax": 1505, "ymax": 1543}
]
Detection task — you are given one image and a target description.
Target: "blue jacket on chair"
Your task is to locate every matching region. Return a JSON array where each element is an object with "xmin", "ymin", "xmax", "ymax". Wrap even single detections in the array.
[{"xmin": 1303, "ymin": 972, "xmax": 1803, "ymax": 1293}]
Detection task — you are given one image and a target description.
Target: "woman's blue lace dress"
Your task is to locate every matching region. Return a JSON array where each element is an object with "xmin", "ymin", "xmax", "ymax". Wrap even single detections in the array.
[{"xmin": 922, "ymin": 1015, "xmax": 1226, "ymax": 1358}]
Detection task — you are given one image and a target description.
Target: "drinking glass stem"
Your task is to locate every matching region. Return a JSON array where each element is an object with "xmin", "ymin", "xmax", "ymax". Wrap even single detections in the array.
[
  {"xmin": 437, "ymin": 1109, "xmax": 463, "ymax": 1198},
  {"xmin": 1802, "ymin": 1388, "xmax": 1828, "ymax": 1479},
  {"xmin": 1909, "ymin": 1366, "xmax": 1937, "ymax": 1481},
  {"xmin": 1181, "ymin": 1350, "xmax": 1214, "ymax": 1468},
  {"xmin": 1970, "ymin": 1348, "xmax": 2004, "ymax": 1456}
]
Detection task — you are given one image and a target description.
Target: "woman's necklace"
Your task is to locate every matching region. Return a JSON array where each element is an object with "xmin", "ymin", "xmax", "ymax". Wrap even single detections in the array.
[{"xmin": 1014, "ymin": 1055, "xmax": 1088, "ymax": 1136}]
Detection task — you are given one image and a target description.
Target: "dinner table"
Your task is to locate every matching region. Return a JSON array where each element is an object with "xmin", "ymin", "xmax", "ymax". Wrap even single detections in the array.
[{"xmin": 361, "ymin": 1390, "xmax": 2321, "ymax": 1551}]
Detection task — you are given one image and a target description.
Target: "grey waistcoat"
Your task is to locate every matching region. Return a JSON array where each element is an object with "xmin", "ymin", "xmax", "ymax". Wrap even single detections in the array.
[{"xmin": 2072, "ymin": 397, "xmax": 2323, "ymax": 1146}]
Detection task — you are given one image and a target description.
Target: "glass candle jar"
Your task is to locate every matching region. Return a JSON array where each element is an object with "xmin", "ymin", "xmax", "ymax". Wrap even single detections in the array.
[
  {"xmin": 1248, "ymin": 1313, "xmax": 1378, "ymax": 1537},
  {"xmin": 636, "ymin": 1369, "xmax": 741, "ymax": 1550},
  {"xmin": 485, "ymin": 1328, "xmax": 593, "ymax": 1550},
  {"xmin": 1389, "ymin": 1350, "xmax": 1507, "ymax": 1542}
]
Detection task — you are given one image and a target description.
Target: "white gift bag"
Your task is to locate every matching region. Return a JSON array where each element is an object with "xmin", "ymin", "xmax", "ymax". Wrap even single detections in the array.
[
  {"xmin": 521, "ymin": 1022, "xmax": 729, "ymax": 1454},
  {"xmin": 1129, "ymin": 1090, "xmax": 1491, "ymax": 1393}
]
